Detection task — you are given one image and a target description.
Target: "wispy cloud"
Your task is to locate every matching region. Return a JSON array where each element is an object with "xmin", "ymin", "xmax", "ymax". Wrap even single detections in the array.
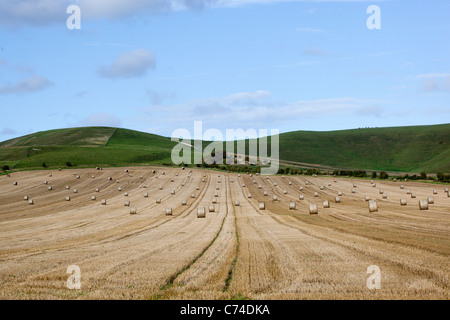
[
  {"xmin": 0, "ymin": 75, "xmax": 53, "ymax": 95},
  {"xmin": 0, "ymin": 128, "xmax": 17, "ymax": 136},
  {"xmin": 296, "ymin": 27, "xmax": 325, "ymax": 33},
  {"xmin": 79, "ymin": 113, "xmax": 122, "ymax": 127},
  {"xmin": 98, "ymin": 49, "xmax": 156, "ymax": 79}
]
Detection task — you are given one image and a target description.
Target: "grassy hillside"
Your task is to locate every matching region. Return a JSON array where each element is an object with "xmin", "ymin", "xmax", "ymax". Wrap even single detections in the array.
[
  {"xmin": 0, "ymin": 127, "xmax": 177, "ymax": 169},
  {"xmin": 0, "ymin": 124, "xmax": 449, "ymax": 173},
  {"xmin": 277, "ymin": 124, "xmax": 450, "ymax": 173}
]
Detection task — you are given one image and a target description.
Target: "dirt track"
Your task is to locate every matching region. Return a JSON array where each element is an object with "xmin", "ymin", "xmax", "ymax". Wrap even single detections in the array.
[{"xmin": 0, "ymin": 167, "xmax": 448, "ymax": 299}]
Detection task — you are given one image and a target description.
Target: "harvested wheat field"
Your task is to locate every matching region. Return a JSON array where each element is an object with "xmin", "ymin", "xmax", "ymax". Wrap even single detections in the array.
[{"xmin": 0, "ymin": 167, "xmax": 448, "ymax": 300}]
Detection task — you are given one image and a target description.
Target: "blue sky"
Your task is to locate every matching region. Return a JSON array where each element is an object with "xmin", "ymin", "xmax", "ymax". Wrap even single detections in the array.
[{"xmin": 0, "ymin": 0, "xmax": 449, "ymax": 141}]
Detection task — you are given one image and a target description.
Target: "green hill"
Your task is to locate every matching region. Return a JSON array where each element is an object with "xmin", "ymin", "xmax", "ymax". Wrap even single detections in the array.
[
  {"xmin": 277, "ymin": 124, "xmax": 450, "ymax": 173},
  {"xmin": 0, "ymin": 124, "xmax": 449, "ymax": 173},
  {"xmin": 0, "ymin": 127, "xmax": 177, "ymax": 170}
]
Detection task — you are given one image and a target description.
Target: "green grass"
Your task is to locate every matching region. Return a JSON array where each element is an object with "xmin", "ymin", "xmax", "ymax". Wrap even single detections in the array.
[{"xmin": 0, "ymin": 124, "xmax": 448, "ymax": 173}]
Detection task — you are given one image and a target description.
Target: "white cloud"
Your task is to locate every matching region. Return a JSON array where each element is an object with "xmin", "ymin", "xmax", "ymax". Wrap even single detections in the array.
[
  {"xmin": 137, "ymin": 91, "xmax": 386, "ymax": 136},
  {"xmin": 413, "ymin": 73, "xmax": 450, "ymax": 93},
  {"xmin": 79, "ymin": 113, "xmax": 122, "ymax": 127},
  {"xmin": 98, "ymin": 49, "xmax": 156, "ymax": 79},
  {"xmin": 0, "ymin": 75, "xmax": 53, "ymax": 95}
]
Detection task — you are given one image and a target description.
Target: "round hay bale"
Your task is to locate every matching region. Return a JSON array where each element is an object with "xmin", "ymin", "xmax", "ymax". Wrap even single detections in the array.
[
  {"xmin": 209, "ymin": 205, "xmax": 215, "ymax": 212},
  {"xmin": 320, "ymin": 186, "xmax": 324, "ymax": 190},
  {"xmin": 328, "ymin": 183, "xmax": 332, "ymax": 187},
  {"xmin": 77, "ymin": 176, "xmax": 80, "ymax": 179},
  {"xmin": 351, "ymin": 188, "xmax": 356, "ymax": 194},
  {"xmin": 125, "ymin": 169, "xmax": 129, "ymax": 173},
  {"xmin": 400, "ymin": 185, "xmax": 404, "ymax": 189},
  {"xmin": 191, "ymin": 193, "xmax": 196, "ymax": 198},
  {"xmin": 96, "ymin": 188, "xmax": 100, "ymax": 192},
  {"xmin": 218, "ymin": 180, "xmax": 221, "ymax": 184},
  {"xmin": 48, "ymin": 186, "xmax": 52, "ymax": 191},
  {"xmin": 143, "ymin": 184, "xmax": 147, "ymax": 188},
  {"xmin": 181, "ymin": 182, "xmax": 185, "ymax": 186},
  {"xmin": 368, "ymin": 200, "xmax": 378, "ymax": 213},
  {"xmin": 171, "ymin": 179, "xmax": 174, "ymax": 182},
  {"xmin": 116, "ymin": 180, "xmax": 120, "ymax": 183},
  {"xmin": 231, "ymin": 179, "xmax": 234, "ymax": 183},
  {"xmin": 66, "ymin": 186, "xmax": 70, "ymax": 190},
  {"xmin": 124, "ymin": 192, "xmax": 128, "ymax": 197},
  {"xmin": 171, "ymin": 190, "xmax": 175, "ymax": 195},
  {"xmin": 216, "ymin": 186, "xmax": 220, "ymax": 190},
  {"xmin": 165, "ymin": 208, "xmax": 173, "ymax": 216},
  {"xmin": 124, "ymin": 201, "xmax": 130, "ymax": 207},
  {"xmin": 406, "ymin": 190, "xmax": 411, "ymax": 195},
  {"xmin": 140, "ymin": 175, "xmax": 144, "ymax": 179},
  {"xmin": 197, "ymin": 207, "xmax": 206, "ymax": 218},
  {"xmin": 29, "ymin": 199, "xmax": 34, "ymax": 205},
  {"xmin": 309, "ymin": 204, "xmax": 318, "ymax": 214},
  {"xmin": 259, "ymin": 202, "xmax": 265, "ymax": 210},
  {"xmin": 253, "ymin": 180, "xmax": 257, "ymax": 184},
  {"xmin": 66, "ymin": 196, "xmax": 70, "ymax": 201},
  {"xmin": 214, "ymin": 192, "xmax": 218, "ymax": 198},
  {"xmin": 118, "ymin": 187, "xmax": 123, "ymax": 191},
  {"xmin": 445, "ymin": 188, "xmax": 449, "ymax": 193},
  {"xmin": 24, "ymin": 195, "xmax": 28, "ymax": 201},
  {"xmin": 182, "ymin": 199, "xmax": 187, "ymax": 205},
  {"xmin": 283, "ymin": 190, "xmax": 287, "ymax": 194},
  {"xmin": 247, "ymin": 193, "xmax": 252, "ymax": 198},
  {"xmin": 203, "ymin": 174, "xmax": 206, "ymax": 177},
  {"xmin": 156, "ymin": 198, "xmax": 161, "ymax": 204},
  {"xmin": 129, "ymin": 174, "xmax": 132, "ymax": 177},
  {"xmin": 44, "ymin": 181, "xmax": 48, "ymax": 185},
  {"xmin": 289, "ymin": 181, "xmax": 292, "ymax": 185},
  {"xmin": 202, "ymin": 178, "xmax": 205, "ymax": 182},
  {"xmin": 411, "ymin": 193, "xmax": 416, "ymax": 199},
  {"xmin": 433, "ymin": 189, "xmax": 437, "ymax": 195},
  {"xmin": 353, "ymin": 184, "xmax": 357, "ymax": 188},
  {"xmin": 323, "ymin": 200, "xmax": 330, "ymax": 208},
  {"xmin": 334, "ymin": 179, "xmax": 337, "ymax": 183},
  {"xmin": 289, "ymin": 201, "xmax": 296, "ymax": 210},
  {"xmin": 73, "ymin": 189, "xmax": 78, "ymax": 193},
  {"xmin": 382, "ymin": 193, "xmax": 387, "ymax": 199},
  {"xmin": 258, "ymin": 185, "xmax": 262, "ymax": 189},
  {"xmin": 130, "ymin": 206, "xmax": 137, "ymax": 215},
  {"xmin": 419, "ymin": 200, "xmax": 428, "ymax": 210},
  {"xmin": 49, "ymin": 173, "xmax": 52, "ymax": 177},
  {"xmin": 314, "ymin": 192, "xmax": 319, "ymax": 197},
  {"xmin": 299, "ymin": 194, "xmax": 304, "ymax": 200},
  {"xmin": 108, "ymin": 177, "xmax": 112, "ymax": 181},
  {"xmin": 144, "ymin": 193, "xmax": 148, "ymax": 198},
  {"xmin": 335, "ymin": 196, "xmax": 341, "ymax": 203},
  {"xmin": 91, "ymin": 196, "xmax": 96, "ymax": 200},
  {"xmin": 299, "ymin": 186, "xmax": 303, "ymax": 191},
  {"xmin": 235, "ymin": 200, "xmax": 240, "ymax": 206},
  {"xmin": 212, "ymin": 198, "xmax": 218, "ymax": 204},
  {"xmin": 273, "ymin": 182, "xmax": 277, "ymax": 186},
  {"xmin": 101, "ymin": 199, "xmax": 107, "ymax": 205},
  {"xmin": 338, "ymin": 191, "xmax": 343, "ymax": 196},
  {"xmin": 238, "ymin": 174, "xmax": 241, "ymax": 177},
  {"xmin": 159, "ymin": 186, "xmax": 163, "ymax": 190},
  {"xmin": 400, "ymin": 198, "xmax": 407, "ymax": 206},
  {"xmin": 379, "ymin": 189, "xmax": 384, "ymax": 194},
  {"xmin": 365, "ymin": 195, "xmax": 370, "ymax": 201},
  {"xmin": 428, "ymin": 197, "xmax": 434, "ymax": 204},
  {"xmin": 263, "ymin": 191, "xmax": 268, "ymax": 196},
  {"xmin": 272, "ymin": 195, "xmax": 278, "ymax": 201}
]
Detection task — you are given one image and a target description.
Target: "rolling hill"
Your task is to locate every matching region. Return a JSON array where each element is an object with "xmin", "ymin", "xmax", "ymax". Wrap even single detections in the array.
[{"xmin": 0, "ymin": 124, "xmax": 449, "ymax": 173}]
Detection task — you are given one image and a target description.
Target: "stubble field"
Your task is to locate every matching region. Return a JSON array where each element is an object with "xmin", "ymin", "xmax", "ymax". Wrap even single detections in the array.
[{"xmin": 0, "ymin": 167, "xmax": 448, "ymax": 300}]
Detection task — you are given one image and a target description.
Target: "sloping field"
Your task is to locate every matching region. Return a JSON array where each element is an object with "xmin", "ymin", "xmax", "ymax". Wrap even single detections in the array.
[{"xmin": 0, "ymin": 168, "xmax": 448, "ymax": 299}]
